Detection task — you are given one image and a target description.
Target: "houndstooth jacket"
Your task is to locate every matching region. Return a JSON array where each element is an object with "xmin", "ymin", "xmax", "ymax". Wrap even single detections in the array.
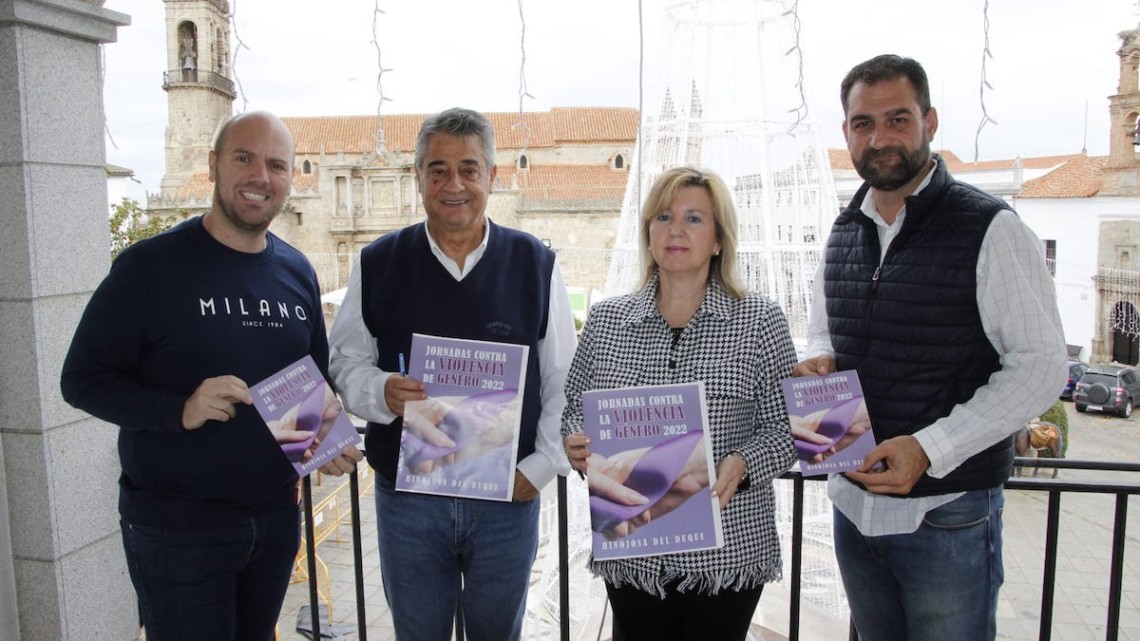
[{"xmin": 561, "ymin": 273, "xmax": 798, "ymax": 596}]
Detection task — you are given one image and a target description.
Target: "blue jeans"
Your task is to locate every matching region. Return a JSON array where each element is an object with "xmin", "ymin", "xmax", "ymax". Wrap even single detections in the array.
[
  {"xmin": 120, "ymin": 508, "xmax": 301, "ymax": 641},
  {"xmin": 374, "ymin": 477, "xmax": 541, "ymax": 641},
  {"xmin": 833, "ymin": 487, "xmax": 1005, "ymax": 641}
]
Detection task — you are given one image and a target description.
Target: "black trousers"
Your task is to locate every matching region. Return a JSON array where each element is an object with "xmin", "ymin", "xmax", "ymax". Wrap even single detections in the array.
[{"xmin": 605, "ymin": 579, "xmax": 764, "ymax": 641}]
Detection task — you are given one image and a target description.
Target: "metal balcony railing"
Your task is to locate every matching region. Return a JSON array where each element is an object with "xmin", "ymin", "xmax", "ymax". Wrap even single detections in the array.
[
  {"xmin": 161, "ymin": 69, "xmax": 236, "ymax": 98},
  {"xmin": 293, "ymin": 449, "xmax": 1139, "ymax": 641}
]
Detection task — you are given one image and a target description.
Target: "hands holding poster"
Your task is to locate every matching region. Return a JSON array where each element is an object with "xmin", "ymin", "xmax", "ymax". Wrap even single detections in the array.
[
  {"xmin": 397, "ymin": 334, "xmax": 528, "ymax": 501},
  {"xmin": 781, "ymin": 369, "xmax": 876, "ymax": 476},
  {"xmin": 252, "ymin": 355, "xmax": 362, "ymax": 477},
  {"xmin": 581, "ymin": 382, "xmax": 723, "ymax": 561}
]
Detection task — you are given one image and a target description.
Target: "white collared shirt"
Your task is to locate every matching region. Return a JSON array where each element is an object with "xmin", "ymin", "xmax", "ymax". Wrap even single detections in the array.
[
  {"xmin": 329, "ymin": 220, "xmax": 577, "ymax": 491},
  {"xmin": 804, "ymin": 159, "xmax": 1067, "ymax": 536}
]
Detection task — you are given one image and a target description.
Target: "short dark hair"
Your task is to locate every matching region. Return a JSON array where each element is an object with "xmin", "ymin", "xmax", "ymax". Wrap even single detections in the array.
[
  {"xmin": 414, "ymin": 107, "xmax": 496, "ymax": 171},
  {"xmin": 840, "ymin": 54, "xmax": 931, "ymax": 116}
]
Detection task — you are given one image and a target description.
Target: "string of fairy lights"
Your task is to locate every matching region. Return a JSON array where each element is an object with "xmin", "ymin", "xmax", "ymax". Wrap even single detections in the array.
[
  {"xmin": 974, "ymin": 0, "xmax": 997, "ymax": 162},
  {"xmin": 513, "ymin": 0, "xmax": 534, "ymax": 160},
  {"xmin": 371, "ymin": 0, "xmax": 392, "ymax": 152},
  {"xmin": 229, "ymin": 0, "xmax": 249, "ymax": 113},
  {"xmin": 784, "ymin": 0, "xmax": 809, "ymax": 133}
]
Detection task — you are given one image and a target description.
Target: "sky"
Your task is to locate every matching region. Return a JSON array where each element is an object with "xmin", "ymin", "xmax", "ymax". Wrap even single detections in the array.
[{"xmin": 101, "ymin": 0, "xmax": 1139, "ymax": 200}]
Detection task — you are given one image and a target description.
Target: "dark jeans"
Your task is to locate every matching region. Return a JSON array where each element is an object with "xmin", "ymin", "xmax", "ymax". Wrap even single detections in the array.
[
  {"xmin": 605, "ymin": 579, "xmax": 764, "ymax": 641},
  {"xmin": 120, "ymin": 508, "xmax": 300, "ymax": 641},
  {"xmin": 833, "ymin": 487, "xmax": 1005, "ymax": 641}
]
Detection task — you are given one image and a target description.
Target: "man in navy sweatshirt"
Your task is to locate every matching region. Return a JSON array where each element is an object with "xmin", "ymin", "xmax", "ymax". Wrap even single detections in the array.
[
  {"xmin": 61, "ymin": 111, "xmax": 362, "ymax": 641},
  {"xmin": 329, "ymin": 107, "xmax": 576, "ymax": 641}
]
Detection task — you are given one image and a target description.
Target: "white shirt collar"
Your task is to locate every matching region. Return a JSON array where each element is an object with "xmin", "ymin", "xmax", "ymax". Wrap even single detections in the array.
[{"xmin": 422, "ymin": 219, "xmax": 491, "ymax": 280}]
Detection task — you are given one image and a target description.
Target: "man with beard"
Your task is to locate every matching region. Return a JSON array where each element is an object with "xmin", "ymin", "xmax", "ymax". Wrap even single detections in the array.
[
  {"xmin": 61, "ymin": 111, "xmax": 362, "ymax": 641},
  {"xmin": 793, "ymin": 55, "xmax": 1065, "ymax": 641}
]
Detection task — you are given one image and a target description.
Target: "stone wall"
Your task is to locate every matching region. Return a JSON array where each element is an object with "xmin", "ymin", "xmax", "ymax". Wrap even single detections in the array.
[{"xmin": 0, "ymin": 2, "xmax": 138, "ymax": 639}]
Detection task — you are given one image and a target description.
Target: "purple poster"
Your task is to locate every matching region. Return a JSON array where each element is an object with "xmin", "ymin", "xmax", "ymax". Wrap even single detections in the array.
[
  {"xmin": 582, "ymin": 382, "xmax": 723, "ymax": 561},
  {"xmin": 396, "ymin": 334, "xmax": 529, "ymax": 501},
  {"xmin": 781, "ymin": 370, "xmax": 876, "ymax": 476},
  {"xmin": 252, "ymin": 355, "xmax": 361, "ymax": 477}
]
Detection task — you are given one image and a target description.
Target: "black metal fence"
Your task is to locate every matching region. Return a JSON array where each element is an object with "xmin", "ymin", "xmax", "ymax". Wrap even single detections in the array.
[{"xmin": 295, "ymin": 456, "xmax": 1139, "ymax": 641}]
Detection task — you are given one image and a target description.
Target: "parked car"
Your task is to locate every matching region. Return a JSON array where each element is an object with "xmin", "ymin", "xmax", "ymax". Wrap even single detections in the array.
[
  {"xmin": 1060, "ymin": 360, "xmax": 1089, "ymax": 400},
  {"xmin": 1073, "ymin": 364, "xmax": 1140, "ymax": 417}
]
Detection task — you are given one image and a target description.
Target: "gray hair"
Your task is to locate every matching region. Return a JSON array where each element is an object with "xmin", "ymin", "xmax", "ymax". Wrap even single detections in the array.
[{"xmin": 414, "ymin": 107, "xmax": 496, "ymax": 170}]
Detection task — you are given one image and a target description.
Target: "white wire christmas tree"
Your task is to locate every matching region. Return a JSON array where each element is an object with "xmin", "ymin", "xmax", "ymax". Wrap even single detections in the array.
[{"xmin": 604, "ymin": 0, "xmax": 837, "ymax": 346}]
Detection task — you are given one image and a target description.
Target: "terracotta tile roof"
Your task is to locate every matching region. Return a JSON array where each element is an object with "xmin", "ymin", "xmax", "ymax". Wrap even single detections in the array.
[
  {"xmin": 283, "ymin": 115, "xmax": 417, "ymax": 155},
  {"xmin": 178, "ymin": 173, "xmax": 213, "ymax": 201},
  {"xmin": 497, "ymin": 164, "xmax": 628, "ymax": 202},
  {"xmin": 826, "ymin": 148, "xmax": 1106, "ymax": 198},
  {"xmin": 1018, "ymin": 154, "xmax": 1106, "ymax": 198},
  {"xmin": 828, "ymin": 148, "xmax": 966, "ymax": 170},
  {"xmin": 283, "ymin": 107, "xmax": 638, "ymax": 156},
  {"xmin": 827, "ymin": 149, "xmax": 853, "ymax": 170},
  {"xmin": 936, "ymin": 150, "xmax": 965, "ymax": 165},
  {"xmin": 174, "ymin": 167, "xmax": 319, "ymax": 201},
  {"xmin": 294, "ymin": 172, "xmax": 319, "ymax": 193},
  {"xmin": 548, "ymin": 107, "xmax": 640, "ymax": 142},
  {"xmin": 942, "ymin": 153, "xmax": 1082, "ymax": 173}
]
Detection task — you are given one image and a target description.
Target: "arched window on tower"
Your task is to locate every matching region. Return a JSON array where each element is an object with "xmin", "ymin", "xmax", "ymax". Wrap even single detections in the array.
[
  {"xmin": 613, "ymin": 153, "xmax": 626, "ymax": 170},
  {"xmin": 302, "ymin": 159, "xmax": 313, "ymax": 175},
  {"xmin": 517, "ymin": 154, "xmax": 529, "ymax": 170},
  {"xmin": 178, "ymin": 22, "xmax": 198, "ymax": 82},
  {"xmin": 216, "ymin": 27, "xmax": 226, "ymax": 74}
]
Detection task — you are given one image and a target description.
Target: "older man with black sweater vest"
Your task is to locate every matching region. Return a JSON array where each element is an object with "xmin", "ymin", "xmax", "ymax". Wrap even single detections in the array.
[
  {"xmin": 793, "ymin": 56, "xmax": 1066, "ymax": 641},
  {"xmin": 329, "ymin": 107, "xmax": 576, "ymax": 641}
]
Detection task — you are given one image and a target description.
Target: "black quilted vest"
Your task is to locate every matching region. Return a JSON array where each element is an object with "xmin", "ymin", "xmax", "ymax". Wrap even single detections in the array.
[{"xmin": 825, "ymin": 157, "xmax": 1010, "ymax": 496}]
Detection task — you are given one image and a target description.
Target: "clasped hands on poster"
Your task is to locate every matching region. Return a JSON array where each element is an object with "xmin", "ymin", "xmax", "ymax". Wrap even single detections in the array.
[
  {"xmin": 266, "ymin": 383, "xmax": 342, "ymax": 463},
  {"xmin": 789, "ymin": 398, "xmax": 871, "ymax": 464},
  {"xmin": 584, "ymin": 440, "xmax": 710, "ymax": 541},
  {"xmin": 402, "ymin": 396, "xmax": 517, "ymax": 475}
]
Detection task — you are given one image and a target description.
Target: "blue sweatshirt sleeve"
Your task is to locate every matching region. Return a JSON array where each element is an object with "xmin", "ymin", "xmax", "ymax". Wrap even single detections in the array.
[
  {"xmin": 309, "ymin": 279, "xmax": 332, "ymax": 383},
  {"xmin": 61, "ymin": 250, "xmax": 187, "ymax": 433}
]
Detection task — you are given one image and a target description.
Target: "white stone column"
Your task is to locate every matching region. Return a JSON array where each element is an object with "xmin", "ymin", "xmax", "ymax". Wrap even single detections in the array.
[{"xmin": 0, "ymin": 1, "xmax": 134, "ymax": 639}]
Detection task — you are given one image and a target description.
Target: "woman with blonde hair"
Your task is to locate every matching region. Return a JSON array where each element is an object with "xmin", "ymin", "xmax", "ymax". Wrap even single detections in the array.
[{"xmin": 562, "ymin": 166, "xmax": 797, "ymax": 640}]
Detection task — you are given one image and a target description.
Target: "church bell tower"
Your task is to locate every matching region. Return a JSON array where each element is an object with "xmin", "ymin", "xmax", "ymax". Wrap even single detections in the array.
[
  {"xmin": 1103, "ymin": 23, "xmax": 1140, "ymax": 195},
  {"xmin": 159, "ymin": 0, "xmax": 236, "ymax": 195}
]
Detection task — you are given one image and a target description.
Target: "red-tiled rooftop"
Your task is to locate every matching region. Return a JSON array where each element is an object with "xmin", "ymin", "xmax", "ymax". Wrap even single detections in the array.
[
  {"xmin": 282, "ymin": 107, "xmax": 639, "ymax": 155},
  {"xmin": 497, "ymin": 165, "xmax": 628, "ymax": 202},
  {"xmin": 826, "ymin": 148, "xmax": 1105, "ymax": 198},
  {"xmin": 1019, "ymin": 154, "xmax": 1106, "ymax": 198},
  {"xmin": 177, "ymin": 172, "xmax": 212, "ymax": 202}
]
